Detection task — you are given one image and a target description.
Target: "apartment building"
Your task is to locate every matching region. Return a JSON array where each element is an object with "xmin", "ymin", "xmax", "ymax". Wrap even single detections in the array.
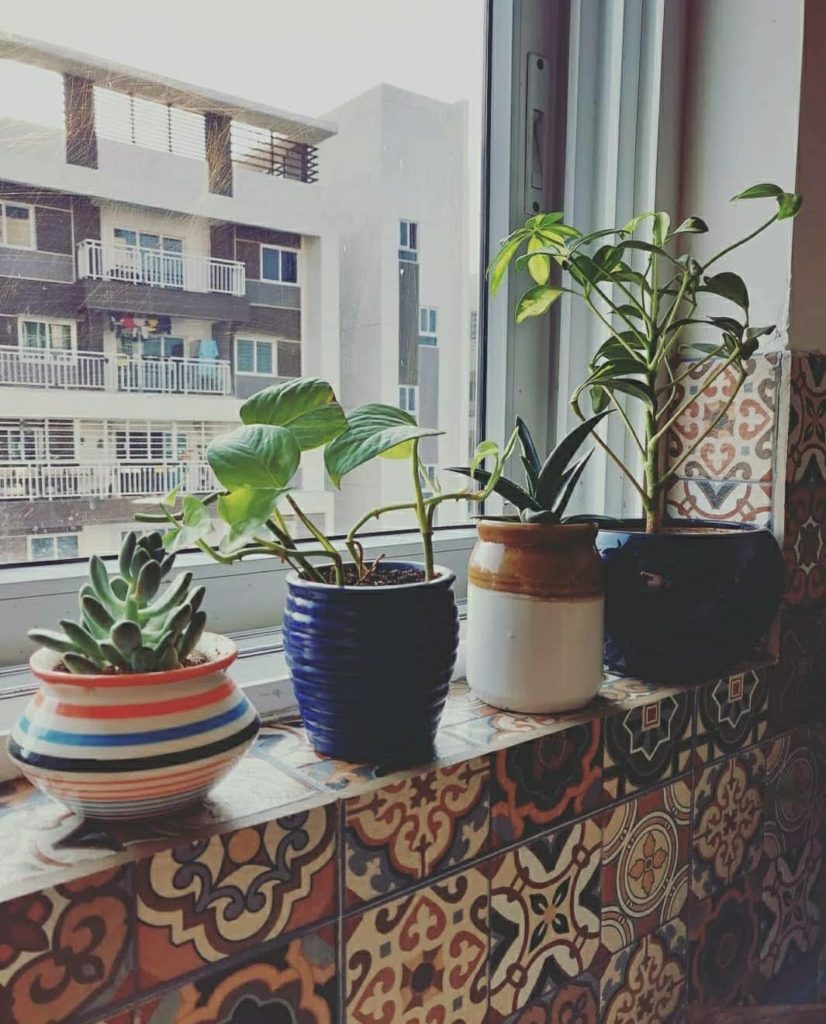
[
  {"xmin": 0, "ymin": 37, "xmax": 340, "ymax": 562},
  {"xmin": 321, "ymin": 85, "xmax": 474, "ymax": 529}
]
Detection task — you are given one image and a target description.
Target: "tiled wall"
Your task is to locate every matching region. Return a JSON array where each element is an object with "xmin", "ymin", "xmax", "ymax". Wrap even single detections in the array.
[{"xmin": 1, "ymin": 669, "xmax": 821, "ymax": 1024}]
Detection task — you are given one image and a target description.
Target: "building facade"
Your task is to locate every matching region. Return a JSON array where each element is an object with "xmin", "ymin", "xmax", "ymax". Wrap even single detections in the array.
[{"xmin": 0, "ymin": 38, "xmax": 341, "ymax": 562}]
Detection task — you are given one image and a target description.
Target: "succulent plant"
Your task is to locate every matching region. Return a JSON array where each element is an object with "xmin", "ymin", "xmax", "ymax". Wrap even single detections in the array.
[{"xmin": 29, "ymin": 532, "xmax": 207, "ymax": 675}]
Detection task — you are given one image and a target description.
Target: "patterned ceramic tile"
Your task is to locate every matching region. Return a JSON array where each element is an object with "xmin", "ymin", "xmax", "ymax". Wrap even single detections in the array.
[
  {"xmin": 136, "ymin": 806, "xmax": 336, "ymax": 990},
  {"xmin": 600, "ymin": 779, "xmax": 691, "ymax": 954},
  {"xmin": 688, "ymin": 866, "xmax": 763, "ymax": 1008},
  {"xmin": 665, "ymin": 478, "xmax": 772, "ymax": 526},
  {"xmin": 602, "ymin": 691, "xmax": 693, "ymax": 802},
  {"xmin": 600, "ymin": 917, "xmax": 687, "ymax": 1024},
  {"xmin": 489, "ymin": 817, "xmax": 601, "ymax": 1022},
  {"xmin": 490, "ymin": 722, "xmax": 602, "ymax": 848},
  {"xmin": 344, "ymin": 757, "xmax": 488, "ymax": 909},
  {"xmin": 769, "ymin": 610, "xmax": 826, "ymax": 732},
  {"xmin": 0, "ymin": 866, "xmax": 134, "ymax": 1024},
  {"xmin": 667, "ymin": 353, "xmax": 779, "ymax": 484},
  {"xmin": 344, "ymin": 866, "xmax": 488, "ymax": 1024},
  {"xmin": 787, "ymin": 351, "xmax": 826, "ymax": 484},
  {"xmin": 760, "ymin": 832, "xmax": 823, "ymax": 985},
  {"xmin": 500, "ymin": 975, "xmax": 599, "ymax": 1023},
  {"xmin": 784, "ymin": 473, "xmax": 826, "ymax": 605},
  {"xmin": 764, "ymin": 728, "xmax": 822, "ymax": 862},
  {"xmin": 694, "ymin": 669, "xmax": 770, "ymax": 764},
  {"xmin": 439, "ymin": 679, "xmax": 498, "ymax": 726},
  {"xmin": 131, "ymin": 924, "xmax": 337, "ymax": 1023},
  {"xmin": 691, "ymin": 748, "xmax": 765, "ymax": 900}
]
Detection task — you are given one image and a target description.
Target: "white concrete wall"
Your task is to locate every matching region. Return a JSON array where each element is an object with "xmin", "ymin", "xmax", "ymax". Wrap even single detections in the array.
[{"xmin": 681, "ymin": 0, "xmax": 804, "ymax": 349}]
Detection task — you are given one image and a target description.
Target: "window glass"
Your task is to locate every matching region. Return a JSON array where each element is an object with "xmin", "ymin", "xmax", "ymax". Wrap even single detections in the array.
[{"xmin": 0, "ymin": 0, "xmax": 484, "ymax": 565}]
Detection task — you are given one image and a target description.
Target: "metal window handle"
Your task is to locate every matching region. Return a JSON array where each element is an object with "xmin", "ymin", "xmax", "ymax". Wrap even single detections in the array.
[{"xmin": 525, "ymin": 53, "xmax": 549, "ymax": 215}]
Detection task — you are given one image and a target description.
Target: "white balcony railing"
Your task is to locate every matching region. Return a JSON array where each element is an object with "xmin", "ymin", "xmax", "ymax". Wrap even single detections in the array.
[
  {"xmin": 0, "ymin": 461, "xmax": 215, "ymax": 501},
  {"xmin": 0, "ymin": 347, "xmax": 233, "ymax": 396},
  {"xmin": 77, "ymin": 239, "xmax": 246, "ymax": 297}
]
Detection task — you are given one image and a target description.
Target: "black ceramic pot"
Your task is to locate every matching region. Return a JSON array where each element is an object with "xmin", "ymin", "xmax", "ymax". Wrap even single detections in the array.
[
  {"xmin": 595, "ymin": 521, "xmax": 784, "ymax": 683},
  {"xmin": 282, "ymin": 562, "xmax": 459, "ymax": 764}
]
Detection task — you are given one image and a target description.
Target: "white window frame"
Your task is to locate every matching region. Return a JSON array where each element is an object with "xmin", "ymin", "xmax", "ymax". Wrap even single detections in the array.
[
  {"xmin": 419, "ymin": 306, "xmax": 438, "ymax": 346},
  {"xmin": 17, "ymin": 316, "xmax": 77, "ymax": 362},
  {"xmin": 260, "ymin": 245, "xmax": 299, "ymax": 286},
  {"xmin": 398, "ymin": 384, "xmax": 419, "ymax": 414},
  {"xmin": 0, "ymin": 201, "xmax": 35, "ymax": 250},
  {"xmin": 235, "ymin": 336, "xmax": 280, "ymax": 377},
  {"xmin": 399, "ymin": 219, "xmax": 419, "ymax": 262},
  {"xmin": 27, "ymin": 533, "xmax": 80, "ymax": 562}
]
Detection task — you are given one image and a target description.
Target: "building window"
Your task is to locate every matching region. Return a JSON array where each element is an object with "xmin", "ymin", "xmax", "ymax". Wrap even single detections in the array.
[
  {"xmin": 419, "ymin": 307, "xmax": 438, "ymax": 346},
  {"xmin": 18, "ymin": 318, "xmax": 75, "ymax": 354},
  {"xmin": 399, "ymin": 220, "xmax": 418, "ymax": 262},
  {"xmin": 261, "ymin": 246, "xmax": 299, "ymax": 284},
  {"xmin": 28, "ymin": 534, "xmax": 79, "ymax": 561},
  {"xmin": 398, "ymin": 385, "xmax": 418, "ymax": 414},
  {"xmin": 236, "ymin": 338, "xmax": 275, "ymax": 375},
  {"xmin": 0, "ymin": 202, "xmax": 34, "ymax": 249}
]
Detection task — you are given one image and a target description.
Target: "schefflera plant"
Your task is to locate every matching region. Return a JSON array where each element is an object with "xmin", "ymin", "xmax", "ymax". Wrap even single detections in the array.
[
  {"xmin": 29, "ymin": 532, "xmax": 206, "ymax": 674},
  {"xmin": 139, "ymin": 378, "xmax": 516, "ymax": 583},
  {"xmin": 490, "ymin": 182, "xmax": 802, "ymax": 531}
]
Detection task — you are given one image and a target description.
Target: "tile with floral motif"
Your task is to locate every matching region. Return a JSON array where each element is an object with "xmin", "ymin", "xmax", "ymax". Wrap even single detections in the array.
[
  {"xmin": 694, "ymin": 669, "xmax": 770, "ymax": 764},
  {"xmin": 787, "ymin": 350, "xmax": 826, "ymax": 484},
  {"xmin": 600, "ymin": 916, "xmax": 686, "ymax": 1024},
  {"xmin": 691, "ymin": 748, "xmax": 765, "ymax": 900},
  {"xmin": 783, "ymin": 472, "xmax": 826, "ymax": 606},
  {"xmin": 490, "ymin": 722, "xmax": 602, "ymax": 848},
  {"xmin": 764, "ymin": 727, "xmax": 822, "ymax": 861},
  {"xmin": 344, "ymin": 866, "xmax": 488, "ymax": 1024},
  {"xmin": 131, "ymin": 924, "xmax": 336, "ymax": 1023},
  {"xmin": 344, "ymin": 757, "xmax": 488, "ymax": 908},
  {"xmin": 666, "ymin": 478, "xmax": 772, "ymax": 526},
  {"xmin": 0, "ymin": 865, "xmax": 134, "ymax": 1024},
  {"xmin": 489, "ymin": 816, "xmax": 601, "ymax": 1022},
  {"xmin": 600, "ymin": 779, "xmax": 690, "ymax": 955},
  {"xmin": 136, "ymin": 805, "xmax": 336, "ymax": 990},
  {"xmin": 500, "ymin": 974, "xmax": 599, "ymax": 1023},
  {"xmin": 602, "ymin": 691, "xmax": 693, "ymax": 802}
]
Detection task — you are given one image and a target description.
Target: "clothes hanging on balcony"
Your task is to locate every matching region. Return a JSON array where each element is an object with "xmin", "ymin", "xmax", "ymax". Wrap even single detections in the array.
[
  {"xmin": 197, "ymin": 338, "xmax": 220, "ymax": 386},
  {"xmin": 197, "ymin": 338, "xmax": 219, "ymax": 360},
  {"xmin": 156, "ymin": 316, "xmax": 172, "ymax": 335}
]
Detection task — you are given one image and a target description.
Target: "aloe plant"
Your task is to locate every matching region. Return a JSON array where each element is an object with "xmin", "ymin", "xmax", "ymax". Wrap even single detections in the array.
[
  {"xmin": 136, "ymin": 377, "xmax": 516, "ymax": 583},
  {"xmin": 450, "ymin": 412, "xmax": 608, "ymax": 523},
  {"xmin": 489, "ymin": 183, "xmax": 802, "ymax": 531},
  {"xmin": 29, "ymin": 532, "xmax": 206, "ymax": 674}
]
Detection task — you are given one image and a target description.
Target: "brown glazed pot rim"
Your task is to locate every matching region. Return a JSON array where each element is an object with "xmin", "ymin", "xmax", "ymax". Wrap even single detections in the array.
[{"xmin": 476, "ymin": 518, "xmax": 598, "ymax": 548}]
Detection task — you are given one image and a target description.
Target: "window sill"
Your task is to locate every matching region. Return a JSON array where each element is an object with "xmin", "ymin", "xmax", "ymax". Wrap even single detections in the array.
[{"xmin": 0, "ymin": 659, "xmax": 771, "ymax": 902}]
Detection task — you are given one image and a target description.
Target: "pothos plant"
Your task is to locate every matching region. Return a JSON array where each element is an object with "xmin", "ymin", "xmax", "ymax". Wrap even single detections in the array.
[
  {"xmin": 136, "ymin": 378, "xmax": 516, "ymax": 584},
  {"xmin": 490, "ymin": 182, "xmax": 802, "ymax": 531}
]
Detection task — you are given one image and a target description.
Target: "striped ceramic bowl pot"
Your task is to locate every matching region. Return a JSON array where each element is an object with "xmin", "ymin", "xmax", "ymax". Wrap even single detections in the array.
[{"xmin": 7, "ymin": 633, "xmax": 260, "ymax": 820}]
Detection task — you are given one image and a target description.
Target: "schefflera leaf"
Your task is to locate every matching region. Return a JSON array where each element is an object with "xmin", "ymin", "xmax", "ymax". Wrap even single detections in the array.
[
  {"xmin": 240, "ymin": 377, "xmax": 348, "ymax": 450},
  {"xmin": 207, "ymin": 424, "xmax": 301, "ymax": 491},
  {"xmin": 324, "ymin": 404, "xmax": 443, "ymax": 486}
]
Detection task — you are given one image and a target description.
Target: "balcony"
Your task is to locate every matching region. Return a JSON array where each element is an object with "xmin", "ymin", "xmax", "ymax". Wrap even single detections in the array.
[
  {"xmin": 0, "ymin": 460, "xmax": 215, "ymax": 501},
  {"xmin": 0, "ymin": 347, "xmax": 233, "ymax": 396},
  {"xmin": 77, "ymin": 239, "xmax": 246, "ymax": 296}
]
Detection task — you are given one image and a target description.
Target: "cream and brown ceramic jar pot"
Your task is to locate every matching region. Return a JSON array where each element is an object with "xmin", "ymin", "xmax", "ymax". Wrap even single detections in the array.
[{"xmin": 466, "ymin": 520, "xmax": 604, "ymax": 713}]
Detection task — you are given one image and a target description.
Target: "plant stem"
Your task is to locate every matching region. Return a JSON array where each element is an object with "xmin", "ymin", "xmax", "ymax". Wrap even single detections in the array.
[
  {"xmin": 411, "ymin": 439, "xmax": 435, "ymax": 580},
  {"xmin": 700, "ymin": 214, "xmax": 777, "ymax": 274},
  {"xmin": 286, "ymin": 495, "xmax": 343, "ymax": 585}
]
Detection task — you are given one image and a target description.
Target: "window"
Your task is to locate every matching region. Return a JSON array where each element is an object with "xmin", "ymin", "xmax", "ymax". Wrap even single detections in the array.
[
  {"xmin": 399, "ymin": 220, "xmax": 418, "ymax": 262},
  {"xmin": 398, "ymin": 385, "xmax": 418, "ymax": 414},
  {"xmin": 18, "ymin": 318, "xmax": 75, "ymax": 354},
  {"xmin": 236, "ymin": 338, "xmax": 278, "ymax": 376},
  {"xmin": 113, "ymin": 229, "xmax": 184, "ymax": 287},
  {"xmin": 28, "ymin": 534, "xmax": 79, "ymax": 561},
  {"xmin": 0, "ymin": 202, "xmax": 34, "ymax": 249},
  {"xmin": 261, "ymin": 246, "xmax": 298, "ymax": 284},
  {"xmin": 419, "ymin": 307, "xmax": 438, "ymax": 345}
]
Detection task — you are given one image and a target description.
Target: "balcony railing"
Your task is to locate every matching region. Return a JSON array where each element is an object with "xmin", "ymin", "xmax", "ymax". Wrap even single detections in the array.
[
  {"xmin": 0, "ymin": 347, "xmax": 233, "ymax": 396},
  {"xmin": 77, "ymin": 239, "xmax": 246, "ymax": 297},
  {"xmin": 0, "ymin": 461, "xmax": 215, "ymax": 501}
]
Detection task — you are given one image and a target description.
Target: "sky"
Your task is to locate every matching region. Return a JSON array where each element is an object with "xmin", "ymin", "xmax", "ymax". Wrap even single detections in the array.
[{"xmin": 0, "ymin": 0, "xmax": 485, "ymax": 124}]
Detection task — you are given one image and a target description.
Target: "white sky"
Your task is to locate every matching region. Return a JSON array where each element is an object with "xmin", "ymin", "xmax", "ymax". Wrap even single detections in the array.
[{"xmin": 0, "ymin": 0, "xmax": 485, "ymax": 123}]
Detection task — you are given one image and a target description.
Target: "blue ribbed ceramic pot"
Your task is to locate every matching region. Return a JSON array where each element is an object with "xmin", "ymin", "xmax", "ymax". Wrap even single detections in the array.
[
  {"xmin": 596, "ymin": 521, "xmax": 785, "ymax": 683},
  {"xmin": 282, "ymin": 562, "xmax": 459, "ymax": 764}
]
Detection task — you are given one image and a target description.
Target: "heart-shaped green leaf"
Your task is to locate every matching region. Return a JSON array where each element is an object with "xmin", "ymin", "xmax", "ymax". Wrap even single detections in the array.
[
  {"xmin": 208, "ymin": 425, "xmax": 300, "ymax": 491},
  {"xmin": 163, "ymin": 496, "xmax": 214, "ymax": 553},
  {"xmin": 702, "ymin": 271, "xmax": 750, "ymax": 311},
  {"xmin": 217, "ymin": 486, "xmax": 288, "ymax": 552},
  {"xmin": 239, "ymin": 377, "xmax": 348, "ymax": 450},
  {"xmin": 324, "ymin": 404, "xmax": 442, "ymax": 486}
]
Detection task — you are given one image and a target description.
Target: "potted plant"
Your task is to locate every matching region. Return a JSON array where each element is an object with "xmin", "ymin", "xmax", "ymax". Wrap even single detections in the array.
[
  {"xmin": 491, "ymin": 183, "xmax": 802, "ymax": 683},
  {"xmin": 8, "ymin": 532, "xmax": 260, "ymax": 819},
  {"xmin": 141, "ymin": 378, "xmax": 514, "ymax": 764},
  {"xmin": 450, "ymin": 413, "xmax": 608, "ymax": 712}
]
